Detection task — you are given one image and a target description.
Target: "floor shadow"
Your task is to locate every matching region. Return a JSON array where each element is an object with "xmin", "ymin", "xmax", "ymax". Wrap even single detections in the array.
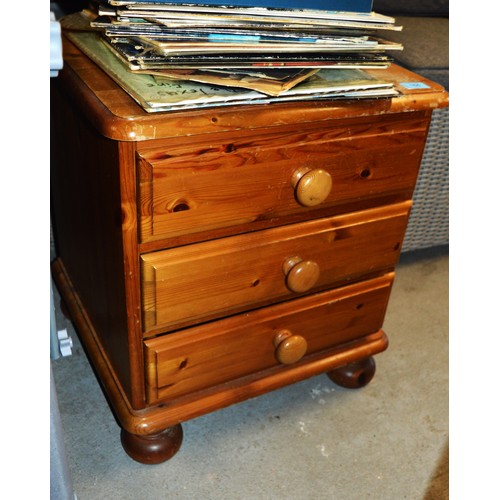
[
  {"xmin": 423, "ymin": 441, "xmax": 449, "ymax": 500},
  {"xmin": 399, "ymin": 244, "xmax": 449, "ymax": 266}
]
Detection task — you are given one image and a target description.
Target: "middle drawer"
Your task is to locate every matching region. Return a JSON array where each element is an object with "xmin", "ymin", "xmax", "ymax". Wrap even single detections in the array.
[{"xmin": 140, "ymin": 201, "xmax": 410, "ymax": 335}]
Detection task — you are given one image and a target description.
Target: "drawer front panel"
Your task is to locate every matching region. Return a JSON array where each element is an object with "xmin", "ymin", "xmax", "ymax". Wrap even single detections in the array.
[
  {"xmin": 138, "ymin": 116, "xmax": 426, "ymax": 242},
  {"xmin": 144, "ymin": 274, "xmax": 394, "ymax": 404},
  {"xmin": 141, "ymin": 202, "xmax": 410, "ymax": 334}
]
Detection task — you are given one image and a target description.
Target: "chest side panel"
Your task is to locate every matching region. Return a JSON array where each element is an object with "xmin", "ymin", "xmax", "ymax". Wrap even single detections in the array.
[{"xmin": 51, "ymin": 83, "xmax": 141, "ymax": 406}]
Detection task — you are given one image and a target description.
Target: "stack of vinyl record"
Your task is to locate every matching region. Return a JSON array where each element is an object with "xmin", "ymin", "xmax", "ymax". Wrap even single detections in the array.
[
  {"xmin": 62, "ymin": 1, "xmax": 405, "ymax": 112},
  {"xmin": 93, "ymin": 0, "xmax": 402, "ymax": 69}
]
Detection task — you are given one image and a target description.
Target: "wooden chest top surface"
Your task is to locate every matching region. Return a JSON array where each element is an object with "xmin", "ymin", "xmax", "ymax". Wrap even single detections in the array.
[{"xmin": 58, "ymin": 36, "xmax": 448, "ymax": 142}]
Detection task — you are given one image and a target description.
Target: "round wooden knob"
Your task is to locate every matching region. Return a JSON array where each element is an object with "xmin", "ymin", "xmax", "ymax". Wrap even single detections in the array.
[
  {"xmin": 273, "ymin": 330, "xmax": 308, "ymax": 365},
  {"xmin": 291, "ymin": 167, "xmax": 332, "ymax": 207},
  {"xmin": 283, "ymin": 256, "xmax": 320, "ymax": 293}
]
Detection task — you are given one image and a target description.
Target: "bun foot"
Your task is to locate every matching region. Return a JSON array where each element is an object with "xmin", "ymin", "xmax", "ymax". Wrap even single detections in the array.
[
  {"xmin": 327, "ymin": 357, "xmax": 376, "ymax": 389},
  {"xmin": 120, "ymin": 424, "xmax": 183, "ymax": 464}
]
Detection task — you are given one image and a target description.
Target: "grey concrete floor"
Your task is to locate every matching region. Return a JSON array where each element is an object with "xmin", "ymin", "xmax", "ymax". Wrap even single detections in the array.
[{"xmin": 51, "ymin": 246, "xmax": 448, "ymax": 500}]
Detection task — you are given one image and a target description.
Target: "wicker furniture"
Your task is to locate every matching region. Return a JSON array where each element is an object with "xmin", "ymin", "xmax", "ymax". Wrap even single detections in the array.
[
  {"xmin": 402, "ymin": 108, "xmax": 449, "ymax": 250},
  {"xmin": 375, "ymin": 0, "xmax": 449, "ymax": 251}
]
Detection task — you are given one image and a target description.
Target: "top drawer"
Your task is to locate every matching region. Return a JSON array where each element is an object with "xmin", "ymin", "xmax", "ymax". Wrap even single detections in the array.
[{"xmin": 137, "ymin": 114, "xmax": 428, "ymax": 243}]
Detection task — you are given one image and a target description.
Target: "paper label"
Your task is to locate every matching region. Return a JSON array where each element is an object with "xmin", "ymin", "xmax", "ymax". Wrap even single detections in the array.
[{"xmin": 400, "ymin": 81, "xmax": 430, "ymax": 89}]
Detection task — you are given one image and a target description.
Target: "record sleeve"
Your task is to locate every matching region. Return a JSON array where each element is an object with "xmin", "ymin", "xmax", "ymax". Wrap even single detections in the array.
[
  {"xmin": 65, "ymin": 31, "xmax": 397, "ymax": 113},
  {"xmin": 108, "ymin": 0, "xmax": 374, "ymax": 14}
]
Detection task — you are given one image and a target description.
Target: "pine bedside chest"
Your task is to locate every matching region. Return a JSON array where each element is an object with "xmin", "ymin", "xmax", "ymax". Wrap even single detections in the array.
[{"xmin": 51, "ymin": 36, "xmax": 448, "ymax": 464}]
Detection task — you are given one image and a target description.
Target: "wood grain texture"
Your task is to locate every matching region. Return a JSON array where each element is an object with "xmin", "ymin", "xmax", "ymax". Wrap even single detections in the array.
[
  {"xmin": 140, "ymin": 202, "xmax": 410, "ymax": 334},
  {"xmin": 144, "ymin": 273, "xmax": 393, "ymax": 404},
  {"xmin": 118, "ymin": 141, "xmax": 145, "ymax": 408},
  {"xmin": 137, "ymin": 114, "xmax": 427, "ymax": 243},
  {"xmin": 51, "ymin": 257, "xmax": 389, "ymax": 433},
  {"xmin": 51, "ymin": 85, "xmax": 138, "ymax": 404},
  {"xmin": 51, "ymin": 40, "xmax": 448, "ymax": 444}
]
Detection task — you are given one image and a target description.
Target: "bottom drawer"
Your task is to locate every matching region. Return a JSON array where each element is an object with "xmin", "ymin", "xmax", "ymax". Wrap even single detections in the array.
[{"xmin": 144, "ymin": 273, "xmax": 394, "ymax": 404}]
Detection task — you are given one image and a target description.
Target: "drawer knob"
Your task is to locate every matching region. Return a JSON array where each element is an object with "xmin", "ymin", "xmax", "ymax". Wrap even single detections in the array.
[
  {"xmin": 283, "ymin": 256, "xmax": 320, "ymax": 293},
  {"xmin": 273, "ymin": 329, "xmax": 308, "ymax": 365},
  {"xmin": 291, "ymin": 167, "xmax": 332, "ymax": 207}
]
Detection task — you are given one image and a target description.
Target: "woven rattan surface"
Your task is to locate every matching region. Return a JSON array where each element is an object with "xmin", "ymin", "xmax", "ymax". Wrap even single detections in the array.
[{"xmin": 403, "ymin": 107, "xmax": 449, "ymax": 251}]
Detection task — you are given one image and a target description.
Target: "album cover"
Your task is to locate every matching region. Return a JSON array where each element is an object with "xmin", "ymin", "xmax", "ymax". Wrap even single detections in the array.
[{"xmin": 107, "ymin": 0, "xmax": 374, "ymax": 14}]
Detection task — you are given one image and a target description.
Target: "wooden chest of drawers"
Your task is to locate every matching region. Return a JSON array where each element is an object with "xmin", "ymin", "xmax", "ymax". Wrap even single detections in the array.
[{"xmin": 51, "ymin": 37, "xmax": 448, "ymax": 464}]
